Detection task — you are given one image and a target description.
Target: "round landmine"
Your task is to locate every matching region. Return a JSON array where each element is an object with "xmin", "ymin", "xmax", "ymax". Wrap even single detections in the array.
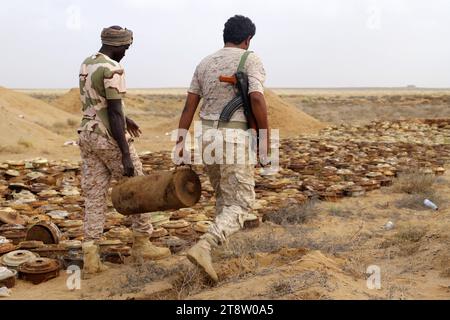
[
  {"xmin": 0, "ymin": 242, "xmax": 17, "ymax": 256},
  {"xmin": 149, "ymin": 212, "xmax": 172, "ymax": 228},
  {"xmin": 5, "ymin": 170, "xmax": 20, "ymax": 178},
  {"xmin": 26, "ymin": 221, "xmax": 62, "ymax": 244},
  {"xmin": 193, "ymin": 221, "xmax": 213, "ymax": 234},
  {"xmin": 38, "ymin": 190, "xmax": 59, "ymax": 199},
  {"xmin": 30, "ymin": 183, "xmax": 49, "ymax": 194},
  {"xmin": 0, "ymin": 208, "xmax": 26, "ymax": 225},
  {"xmin": 0, "ymin": 250, "xmax": 39, "ymax": 269},
  {"xmin": 170, "ymin": 210, "xmax": 191, "ymax": 220},
  {"xmin": 18, "ymin": 257, "xmax": 61, "ymax": 285},
  {"xmin": 47, "ymin": 210, "xmax": 70, "ymax": 220},
  {"xmin": 104, "ymin": 227, "xmax": 133, "ymax": 244},
  {"xmin": 243, "ymin": 214, "xmax": 260, "ymax": 229},
  {"xmin": 0, "ymin": 224, "xmax": 27, "ymax": 245},
  {"xmin": 96, "ymin": 239, "xmax": 122, "ymax": 247},
  {"xmin": 185, "ymin": 214, "xmax": 209, "ymax": 223},
  {"xmin": 175, "ymin": 226, "xmax": 199, "ymax": 240},
  {"xmin": 101, "ymin": 245, "xmax": 131, "ymax": 264},
  {"xmin": 0, "ymin": 267, "xmax": 17, "ymax": 288},
  {"xmin": 18, "ymin": 241, "xmax": 45, "ymax": 250},
  {"xmin": 59, "ymin": 240, "xmax": 82, "ymax": 250},
  {"xmin": 156, "ymin": 236, "xmax": 187, "ymax": 254},
  {"xmin": 63, "ymin": 227, "xmax": 84, "ymax": 240},
  {"xmin": 161, "ymin": 220, "xmax": 190, "ymax": 229},
  {"xmin": 57, "ymin": 220, "xmax": 83, "ymax": 229},
  {"xmin": 150, "ymin": 228, "xmax": 169, "ymax": 240},
  {"xmin": 31, "ymin": 244, "xmax": 68, "ymax": 259},
  {"xmin": 8, "ymin": 183, "xmax": 30, "ymax": 192}
]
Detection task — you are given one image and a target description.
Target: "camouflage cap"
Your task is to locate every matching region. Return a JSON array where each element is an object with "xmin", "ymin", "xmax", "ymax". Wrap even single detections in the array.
[{"xmin": 101, "ymin": 26, "xmax": 133, "ymax": 46}]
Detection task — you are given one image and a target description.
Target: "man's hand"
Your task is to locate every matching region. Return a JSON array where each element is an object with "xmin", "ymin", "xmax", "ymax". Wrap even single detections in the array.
[
  {"xmin": 250, "ymin": 92, "xmax": 270, "ymax": 167},
  {"xmin": 122, "ymin": 153, "xmax": 135, "ymax": 177},
  {"xmin": 126, "ymin": 117, "xmax": 142, "ymax": 138}
]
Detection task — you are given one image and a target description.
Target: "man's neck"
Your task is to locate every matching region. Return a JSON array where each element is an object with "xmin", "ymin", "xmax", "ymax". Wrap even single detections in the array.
[
  {"xmin": 99, "ymin": 48, "xmax": 114, "ymax": 60},
  {"xmin": 224, "ymin": 42, "xmax": 247, "ymax": 50}
]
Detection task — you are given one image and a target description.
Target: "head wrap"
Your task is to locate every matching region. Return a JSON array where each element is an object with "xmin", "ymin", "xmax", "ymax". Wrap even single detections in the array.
[{"xmin": 101, "ymin": 27, "xmax": 133, "ymax": 47}]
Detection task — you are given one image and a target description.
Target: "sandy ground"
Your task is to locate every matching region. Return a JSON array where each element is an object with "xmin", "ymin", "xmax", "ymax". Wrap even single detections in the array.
[
  {"xmin": 1, "ymin": 88, "xmax": 450, "ymax": 300},
  {"xmin": 4, "ymin": 168, "xmax": 450, "ymax": 300}
]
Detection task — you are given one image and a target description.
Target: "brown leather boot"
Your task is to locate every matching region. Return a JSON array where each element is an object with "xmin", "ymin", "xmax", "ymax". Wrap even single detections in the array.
[{"xmin": 131, "ymin": 231, "xmax": 171, "ymax": 261}]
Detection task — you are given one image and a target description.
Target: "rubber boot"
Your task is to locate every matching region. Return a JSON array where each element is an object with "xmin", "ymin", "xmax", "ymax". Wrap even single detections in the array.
[
  {"xmin": 186, "ymin": 235, "xmax": 219, "ymax": 283},
  {"xmin": 82, "ymin": 241, "xmax": 109, "ymax": 275},
  {"xmin": 131, "ymin": 231, "xmax": 171, "ymax": 261}
]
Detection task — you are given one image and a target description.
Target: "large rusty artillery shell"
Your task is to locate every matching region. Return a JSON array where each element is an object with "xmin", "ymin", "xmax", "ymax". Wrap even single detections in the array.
[{"xmin": 111, "ymin": 168, "xmax": 202, "ymax": 215}]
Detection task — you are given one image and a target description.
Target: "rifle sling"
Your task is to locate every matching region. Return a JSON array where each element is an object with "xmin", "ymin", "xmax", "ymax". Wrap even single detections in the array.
[{"xmin": 219, "ymin": 51, "xmax": 252, "ymax": 122}]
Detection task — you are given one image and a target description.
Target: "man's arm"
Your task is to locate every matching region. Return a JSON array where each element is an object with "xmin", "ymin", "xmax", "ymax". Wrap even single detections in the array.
[
  {"xmin": 178, "ymin": 93, "xmax": 201, "ymax": 131},
  {"xmin": 175, "ymin": 93, "xmax": 201, "ymax": 161},
  {"xmin": 107, "ymin": 99, "xmax": 135, "ymax": 177},
  {"xmin": 250, "ymin": 92, "xmax": 270, "ymax": 163}
]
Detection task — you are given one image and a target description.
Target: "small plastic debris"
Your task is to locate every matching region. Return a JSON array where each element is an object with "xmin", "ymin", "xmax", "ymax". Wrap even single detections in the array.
[
  {"xmin": 424, "ymin": 199, "xmax": 438, "ymax": 211},
  {"xmin": 384, "ymin": 221, "xmax": 395, "ymax": 230}
]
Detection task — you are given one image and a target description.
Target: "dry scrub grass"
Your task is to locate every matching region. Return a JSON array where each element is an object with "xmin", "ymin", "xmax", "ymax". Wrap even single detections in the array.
[
  {"xmin": 381, "ymin": 224, "xmax": 427, "ymax": 257},
  {"xmin": 393, "ymin": 170, "xmax": 436, "ymax": 195},
  {"xmin": 263, "ymin": 200, "xmax": 318, "ymax": 225},
  {"xmin": 171, "ymin": 265, "xmax": 210, "ymax": 299},
  {"xmin": 394, "ymin": 225, "xmax": 427, "ymax": 243},
  {"xmin": 392, "ymin": 170, "xmax": 446, "ymax": 210},
  {"xmin": 268, "ymin": 271, "xmax": 329, "ymax": 299}
]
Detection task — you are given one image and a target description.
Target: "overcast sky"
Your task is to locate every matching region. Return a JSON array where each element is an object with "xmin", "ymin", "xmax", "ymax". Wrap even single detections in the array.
[{"xmin": 1, "ymin": 0, "xmax": 449, "ymax": 88}]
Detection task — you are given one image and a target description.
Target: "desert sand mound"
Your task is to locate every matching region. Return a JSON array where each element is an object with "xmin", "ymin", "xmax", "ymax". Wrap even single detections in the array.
[
  {"xmin": 264, "ymin": 89, "xmax": 325, "ymax": 137},
  {"xmin": 51, "ymin": 88, "xmax": 81, "ymax": 114},
  {"xmin": 0, "ymin": 87, "xmax": 78, "ymax": 155},
  {"xmin": 152, "ymin": 89, "xmax": 326, "ymax": 138}
]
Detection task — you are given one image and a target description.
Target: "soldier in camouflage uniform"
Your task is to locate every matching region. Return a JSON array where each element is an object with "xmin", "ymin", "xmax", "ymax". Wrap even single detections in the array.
[
  {"xmin": 175, "ymin": 16, "xmax": 269, "ymax": 282},
  {"xmin": 79, "ymin": 26, "xmax": 170, "ymax": 275}
]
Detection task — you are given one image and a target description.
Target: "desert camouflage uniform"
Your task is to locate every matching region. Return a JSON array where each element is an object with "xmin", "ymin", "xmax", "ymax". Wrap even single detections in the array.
[
  {"xmin": 78, "ymin": 52, "xmax": 152, "ymax": 241},
  {"xmin": 189, "ymin": 48, "xmax": 266, "ymax": 245}
]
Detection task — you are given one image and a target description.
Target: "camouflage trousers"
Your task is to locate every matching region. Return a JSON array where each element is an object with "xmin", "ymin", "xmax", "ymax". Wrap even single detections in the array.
[
  {"xmin": 78, "ymin": 131, "xmax": 153, "ymax": 241},
  {"xmin": 199, "ymin": 122, "xmax": 256, "ymax": 246}
]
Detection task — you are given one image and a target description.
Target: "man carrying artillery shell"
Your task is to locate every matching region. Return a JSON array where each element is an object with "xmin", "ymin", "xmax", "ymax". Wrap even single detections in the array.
[
  {"xmin": 78, "ymin": 26, "xmax": 170, "ymax": 275},
  {"xmin": 175, "ymin": 15, "xmax": 270, "ymax": 282}
]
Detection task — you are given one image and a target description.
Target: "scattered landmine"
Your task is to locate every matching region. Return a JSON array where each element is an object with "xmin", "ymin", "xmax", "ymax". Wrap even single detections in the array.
[{"xmin": 0, "ymin": 119, "xmax": 449, "ymax": 290}]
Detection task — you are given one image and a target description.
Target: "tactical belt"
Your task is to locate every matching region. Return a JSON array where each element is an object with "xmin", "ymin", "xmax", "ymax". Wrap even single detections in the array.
[{"xmin": 202, "ymin": 119, "xmax": 248, "ymax": 130}]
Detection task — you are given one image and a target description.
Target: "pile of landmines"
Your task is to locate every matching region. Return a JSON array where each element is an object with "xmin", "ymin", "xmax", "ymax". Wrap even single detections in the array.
[{"xmin": 0, "ymin": 119, "xmax": 449, "ymax": 290}]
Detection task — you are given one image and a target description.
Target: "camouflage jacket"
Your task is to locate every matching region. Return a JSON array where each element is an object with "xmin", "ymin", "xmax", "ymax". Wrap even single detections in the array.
[{"xmin": 78, "ymin": 52, "xmax": 127, "ymax": 137}]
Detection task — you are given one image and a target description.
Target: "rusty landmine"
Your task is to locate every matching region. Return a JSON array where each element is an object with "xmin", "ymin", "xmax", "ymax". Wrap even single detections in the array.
[
  {"xmin": 150, "ymin": 228, "xmax": 169, "ymax": 240},
  {"xmin": 31, "ymin": 245, "xmax": 68, "ymax": 259},
  {"xmin": 174, "ymin": 226, "xmax": 200, "ymax": 240},
  {"xmin": 101, "ymin": 245, "xmax": 131, "ymax": 264},
  {"xmin": 0, "ymin": 267, "xmax": 17, "ymax": 289},
  {"xmin": 244, "ymin": 215, "xmax": 261, "ymax": 229},
  {"xmin": 0, "ymin": 225, "xmax": 27, "ymax": 245},
  {"xmin": 26, "ymin": 221, "xmax": 61, "ymax": 244},
  {"xmin": 18, "ymin": 257, "xmax": 61, "ymax": 285},
  {"xmin": 18, "ymin": 240, "xmax": 45, "ymax": 250},
  {"xmin": 154, "ymin": 236, "xmax": 187, "ymax": 254},
  {"xmin": 0, "ymin": 242, "xmax": 17, "ymax": 255}
]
